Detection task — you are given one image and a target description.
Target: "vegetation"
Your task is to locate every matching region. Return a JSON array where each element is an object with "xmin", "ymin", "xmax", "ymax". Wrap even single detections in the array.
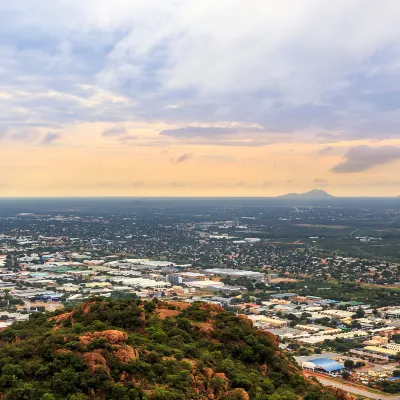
[
  {"xmin": 276, "ymin": 280, "xmax": 400, "ymax": 307},
  {"xmin": 0, "ymin": 298, "xmax": 339, "ymax": 400}
]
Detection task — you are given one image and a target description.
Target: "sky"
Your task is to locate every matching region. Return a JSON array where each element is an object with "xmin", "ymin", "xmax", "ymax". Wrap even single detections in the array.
[{"xmin": 1, "ymin": 1, "xmax": 400, "ymax": 197}]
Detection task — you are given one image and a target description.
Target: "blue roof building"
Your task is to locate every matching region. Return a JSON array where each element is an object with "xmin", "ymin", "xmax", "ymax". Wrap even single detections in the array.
[{"xmin": 302, "ymin": 358, "xmax": 345, "ymax": 375}]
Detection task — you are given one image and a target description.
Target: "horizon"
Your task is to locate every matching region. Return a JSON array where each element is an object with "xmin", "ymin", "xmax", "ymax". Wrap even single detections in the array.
[{"xmin": 0, "ymin": 190, "xmax": 399, "ymax": 199}]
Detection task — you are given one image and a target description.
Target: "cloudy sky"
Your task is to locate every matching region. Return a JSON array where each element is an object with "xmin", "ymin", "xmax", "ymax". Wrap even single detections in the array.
[{"xmin": 1, "ymin": 0, "xmax": 400, "ymax": 196}]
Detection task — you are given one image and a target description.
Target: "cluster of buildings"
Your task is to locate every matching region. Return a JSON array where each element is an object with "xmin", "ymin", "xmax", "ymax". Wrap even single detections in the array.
[{"xmin": 0, "ymin": 246, "xmax": 270, "ymax": 309}]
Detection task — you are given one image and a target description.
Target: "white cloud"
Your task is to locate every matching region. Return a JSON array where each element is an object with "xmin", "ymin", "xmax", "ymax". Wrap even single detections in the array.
[{"xmin": 1, "ymin": 0, "xmax": 400, "ymax": 142}]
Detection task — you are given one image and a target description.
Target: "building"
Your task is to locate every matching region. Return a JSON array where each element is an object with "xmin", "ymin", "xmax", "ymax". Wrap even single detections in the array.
[
  {"xmin": 363, "ymin": 346, "xmax": 398, "ymax": 357},
  {"xmin": 301, "ymin": 358, "xmax": 345, "ymax": 375},
  {"xmin": 166, "ymin": 274, "xmax": 183, "ymax": 285},
  {"xmin": 385, "ymin": 343, "xmax": 400, "ymax": 352},
  {"xmin": 204, "ymin": 268, "xmax": 266, "ymax": 282},
  {"xmin": 349, "ymin": 349, "xmax": 389, "ymax": 363},
  {"xmin": 385, "ymin": 309, "xmax": 400, "ymax": 319},
  {"xmin": 270, "ymin": 293, "xmax": 298, "ymax": 300}
]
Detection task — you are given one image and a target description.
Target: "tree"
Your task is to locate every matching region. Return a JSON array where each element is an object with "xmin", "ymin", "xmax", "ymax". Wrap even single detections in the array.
[
  {"xmin": 144, "ymin": 301, "xmax": 156, "ymax": 313},
  {"xmin": 342, "ymin": 371, "xmax": 351, "ymax": 380},
  {"xmin": 298, "ymin": 348, "xmax": 309, "ymax": 356},
  {"xmin": 210, "ymin": 377, "xmax": 226, "ymax": 396},
  {"xmin": 6, "ymin": 382, "xmax": 35, "ymax": 400},
  {"xmin": 344, "ymin": 360, "xmax": 354, "ymax": 370},
  {"xmin": 40, "ymin": 395, "xmax": 56, "ymax": 400},
  {"xmin": 355, "ymin": 361, "xmax": 365, "ymax": 368},
  {"xmin": 355, "ymin": 308, "xmax": 365, "ymax": 318}
]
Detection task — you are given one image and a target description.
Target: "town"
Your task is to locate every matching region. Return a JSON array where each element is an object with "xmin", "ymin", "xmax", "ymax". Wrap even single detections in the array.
[{"xmin": 1, "ymin": 199, "xmax": 400, "ymax": 397}]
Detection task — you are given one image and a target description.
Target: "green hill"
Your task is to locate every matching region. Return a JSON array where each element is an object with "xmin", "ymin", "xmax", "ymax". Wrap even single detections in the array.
[{"xmin": 0, "ymin": 298, "xmax": 340, "ymax": 400}]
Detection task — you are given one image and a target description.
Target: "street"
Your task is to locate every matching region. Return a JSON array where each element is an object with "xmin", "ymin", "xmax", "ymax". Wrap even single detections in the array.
[{"xmin": 304, "ymin": 372, "xmax": 400, "ymax": 400}]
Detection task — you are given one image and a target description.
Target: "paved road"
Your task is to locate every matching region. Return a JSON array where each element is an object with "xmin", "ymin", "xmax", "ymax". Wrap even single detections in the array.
[{"xmin": 305, "ymin": 373, "xmax": 400, "ymax": 400}]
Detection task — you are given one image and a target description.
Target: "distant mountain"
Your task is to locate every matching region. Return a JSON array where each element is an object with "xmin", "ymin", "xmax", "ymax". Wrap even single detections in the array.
[{"xmin": 278, "ymin": 189, "xmax": 334, "ymax": 200}]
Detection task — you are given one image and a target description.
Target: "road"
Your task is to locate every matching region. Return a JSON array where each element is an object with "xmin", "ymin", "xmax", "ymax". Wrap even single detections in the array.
[{"xmin": 305, "ymin": 372, "xmax": 400, "ymax": 400}]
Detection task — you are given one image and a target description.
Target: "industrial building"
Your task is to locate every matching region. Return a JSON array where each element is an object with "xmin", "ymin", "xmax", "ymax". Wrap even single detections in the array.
[
  {"xmin": 204, "ymin": 268, "xmax": 266, "ymax": 282},
  {"xmin": 301, "ymin": 358, "xmax": 345, "ymax": 375}
]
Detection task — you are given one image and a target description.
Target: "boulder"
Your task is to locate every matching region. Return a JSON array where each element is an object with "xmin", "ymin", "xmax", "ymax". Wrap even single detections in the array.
[
  {"xmin": 80, "ymin": 330, "xmax": 128, "ymax": 346},
  {"xmin": 113, "ymin": 344, "xmax": 139, "ymax": 363},
  {"xmin": 81, "ymin": 352, "xmax": 110, "ymax": 375}
]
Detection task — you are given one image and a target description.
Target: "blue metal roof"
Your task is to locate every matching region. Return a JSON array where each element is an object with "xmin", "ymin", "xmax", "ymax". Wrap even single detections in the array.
[{"xmin": 309, "ymin": 358, "xmax": 344, "ymax": 372}]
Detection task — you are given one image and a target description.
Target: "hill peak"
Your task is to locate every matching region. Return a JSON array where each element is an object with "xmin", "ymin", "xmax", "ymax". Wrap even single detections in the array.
[{"xmin": 278, "ymin": 189, "xmax": 334, "ymax": 199}]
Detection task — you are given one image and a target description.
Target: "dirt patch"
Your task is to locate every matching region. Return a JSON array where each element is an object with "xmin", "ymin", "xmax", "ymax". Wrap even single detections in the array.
[
  {"xmin": 156, "ymin": 309, "xmax": 180, "ymax": 319},
  {"xmin": 269, "ymin": 277, "xmax": 299, "ymax": 283},
  {"xmin": 192, "ymin": 322, "xmax": 214, "ymax": 332},
  {"xmin": 164, "ymin": 301, "xmax": 191, "ymax": 310}
]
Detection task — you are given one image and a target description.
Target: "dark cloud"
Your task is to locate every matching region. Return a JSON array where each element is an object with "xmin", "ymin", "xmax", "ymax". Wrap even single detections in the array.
[
  {"xmin": 41, "ymin": 132, "xmax": 61, "ymax": 145},
  {"xmin": 173, "ymin": 153, "xmax": 192, "ymax": 164},
  {"xmin": 102, "ymin": 127, "xmax": 126, "ymax": 136},
  {"xmin": 331, "ymin": 145, "xmax": 400, "ymax": 173}
]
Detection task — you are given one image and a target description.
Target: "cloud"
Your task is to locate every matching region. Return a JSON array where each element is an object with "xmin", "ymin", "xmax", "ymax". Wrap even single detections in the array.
[
  {"xmin": 41, "ymin": 132, "xmax": 61, "ymax": 145},
  {"xmin": 61, "ymin": 181, "xmax": 145, "ymax": 189},
  {"xmin": 316, "ymin": 146, "xmax": 334, "ymax": 156},
  {"xmin": 1, "ymin": 1, "xmax": 400, "ymax": 145},
  {"xmin": 117, "ymin": 135, "xmax": 137, "ymax": 143},
  {"xmin": 9, "ymin": 131, "xmax": 35, "ymax": 141},
  {"xmin": 168, "ymin": 181, "xmax": 186, "ymax": 187},
  {"xmin": 200, "ymin": 154, "xmax": 233, "ymax": 162},
  {"xmin": 331, "ymin": 145, "xmax": 400, "ymax": 173},
  {"xmin": 160, "ymin": 127, "xmax": 241, "ymax": 139},
  {"xmin": 173, "ymin": 153, "xmax": 192, "ymax": 164},
  {"xmin": 235, "ymin": 181, "xmax": 246, "ymax": 187},
  {"xmin": 102, "ymin": 127, "xmax": 126, "ymax": 136},
  {"xmin": 160, "ymin": 126, "xmax": 271, "ymax": 146},
  {"xmin": 313, "ymin": 178, "xmax": 329, "ymax": 187},
  {"xmin": 262, "ymin": 181, "xmax": 274, "ymax": 187}
]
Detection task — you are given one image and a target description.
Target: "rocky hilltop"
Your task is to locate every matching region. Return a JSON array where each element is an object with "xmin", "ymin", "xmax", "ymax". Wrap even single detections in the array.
[{"xmin": 0, "ymin": 298, "xmax": 345, "ymax": 399}]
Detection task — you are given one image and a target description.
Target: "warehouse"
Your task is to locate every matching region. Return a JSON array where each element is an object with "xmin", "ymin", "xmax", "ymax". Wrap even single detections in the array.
[
  {"xmin": 204, "ymin": 268, "xmax": 266, "ymax": 282},
  {"xmin": 301, "ymin": 358, "xmax": 345, "ymax": 375}
]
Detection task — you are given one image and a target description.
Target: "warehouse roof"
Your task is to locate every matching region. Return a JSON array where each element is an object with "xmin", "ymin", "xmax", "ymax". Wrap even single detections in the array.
[{"xmin": 309, "ymin": 358, "xmax": 344, "ymax": 372}]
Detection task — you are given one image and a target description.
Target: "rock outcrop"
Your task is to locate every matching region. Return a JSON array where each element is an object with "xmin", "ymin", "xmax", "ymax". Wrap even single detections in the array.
[
  {"xmin": 80, "ymin": 330, "xmax": 128, "ymax": 345},
  {"xmin": 113, "ymin": 344, "xmax": 139, "ymax": 363},
  {"xmin": 81, "ymin": 352, "xmax": 110, "ymax": 375}
]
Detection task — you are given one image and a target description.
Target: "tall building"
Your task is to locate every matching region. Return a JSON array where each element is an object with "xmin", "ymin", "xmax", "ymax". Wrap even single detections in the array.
[{"xmin": 166, "ymin": 274, "xmax": 183, "ymax": 285}]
